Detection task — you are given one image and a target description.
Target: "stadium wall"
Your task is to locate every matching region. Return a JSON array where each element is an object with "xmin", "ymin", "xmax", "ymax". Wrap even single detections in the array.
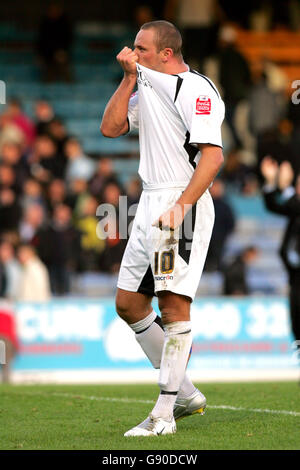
[{"xmin": 3, "ymin": 297, "xmax": 299, "ymax": 383}]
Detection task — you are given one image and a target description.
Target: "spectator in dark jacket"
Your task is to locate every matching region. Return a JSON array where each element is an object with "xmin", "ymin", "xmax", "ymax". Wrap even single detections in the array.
[
  {"xmin": 261, "ymin": 156, "xmax": 300, "ymax": 346},
  {"xmin": 223, "ymin": 246, "xmax": 258, "ymax": 295},
  {"xmin": 29, "ymin": 135, "xmax": 66, "ymax": 183},
  {"xmin": 218, "ymin": 25, "xmax": 252, "ymax": 149},
  {"xmin": 204, "ymin": 178, "xmax": 235, "ymax": 272},
  {"xmin": 36, "ymin": 2, "xmax": 73, "ymax": 82},
  {"xmin": 33, "ymin": 203, "xmax": 82, "ymax": 295}
]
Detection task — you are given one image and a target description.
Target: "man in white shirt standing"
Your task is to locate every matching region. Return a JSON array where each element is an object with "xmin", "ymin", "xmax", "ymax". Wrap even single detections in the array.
[
  {"xmin": 100, "ymin": 20, "xmax": 224, "ymax": 437},
  {"xmin": 17, "ymin": 244, "xmax": 51, "ymax": 302}
]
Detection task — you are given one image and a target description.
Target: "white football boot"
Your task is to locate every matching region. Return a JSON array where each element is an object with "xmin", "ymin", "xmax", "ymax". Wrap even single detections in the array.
[
  {"xmin": 124, "ymin": 414, "xmax": 176, "ymax": 437},
  {"xmin": 173, "ymin": 389, "xmax": 206, "ymax": 421}
]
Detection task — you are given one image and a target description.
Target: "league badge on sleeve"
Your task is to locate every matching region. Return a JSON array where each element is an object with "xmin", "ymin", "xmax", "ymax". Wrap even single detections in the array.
[{"xmin": 195, "ymin": 96, "xmax": 211, "ymax": 115}]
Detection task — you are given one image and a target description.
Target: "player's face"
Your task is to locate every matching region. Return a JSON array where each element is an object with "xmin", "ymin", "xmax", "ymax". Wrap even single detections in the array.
[{"xmin": 133, "ymin": 29, "xmax": 163, "ymax": 71}]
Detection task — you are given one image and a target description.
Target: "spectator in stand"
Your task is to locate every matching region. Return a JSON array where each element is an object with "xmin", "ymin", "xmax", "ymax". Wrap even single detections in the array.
[
  {"xmin": 255, "ymin": 124, "xmax": 293, "ymax": 184},
  {"xmin": 64, "ymin": 137, "xmax": 96, "ymax": 185},
  {"xmin": 47, "ymin": 117, "xmax": 69, "ymax": 157},
  {"xmin": 67, "ymin": 178, "xmax": 91, "ymax": 219},
  {"xmin": 0, "ymin": 163, "xmax": 18, "ymax": 193},
  {"xmin": 223, "ymin": 246, "xmax": 259, "ymax": 295},
  {"xmin": 89, "ymin": 157, "xmax": 119, "ymax": 198},
  {"xmin": 0, "ymin": 163, "xmax": 22, "ymax": 235},
  {"xmin": 0, "ymin": 98, "xmax": 35, "ymax": 150},
  {"xmin": 36, "ymin": 2, "xmax": 73, "ymax": 82},
  {"xmin": 217, "ymin": 25, "xmax": 252, "ymax": 149},
  {"xmin": 21, "ymin": 178, "xmax": 45, "ymax": 212},
  {"xmin": 126, "ymin": 176, "xmax": 142, "ymax": 206},
  {"xmin": 165, "ymin": 0, "xmax": 223, "ymax": 71},
  {"xmin": 0, "ymin": 231, "xmax": 19, "ymax": 251},
  {"xmin": 17, "ymin": 243, "xmax": 51, "ymax": 301},
  {"xmin": 241, "ymin": 173, "xmax": 260, "ymax": 197},
  {"xmin": 33, "ymin": 203, "xmax": 82, "ymax": 295},
  {"xmin": 204, "ymin": 178, "xmax": 235, "ymax": 272},
  {"xmin": 271, "ymin": 0, "xmax": 294, "ymax": 29},
  {"xmin": 249, "ymin": 67, "xmax": 286, "ymax": 178},
  {"xmin": 98, "ymin": 182, "xmax": 127, "ymax": 274},
  {"xmin": 0, "ymin": 188, "xmax": 21, "ymax": 236},
  {"xmin": 249, "ymin": 70, "xmax": 284, "ymax": 138},
  {"xmin": 221, "ymin": 147, "xmax": 256, "ymax": 193},
  {"xmin": 0, "ymin": 241, "xmax": 22, "ymax": 300},
  {"xmin": 0, "ymin": 142, "xmax": 30, "ymax": 193},
  {"xmin": 45, "ymin": 178, "xmax": 67, "ymax": 215},
  {"xmin": 75, "ymin": 195, "xmax": 105, "ymax": 271},
  {"xmin": 34, "ymin": 100, "xmax": 56, "ymax": 136},
  {"xmin": 19, "ymin": 203, "xmax": 45, "ymax": 243},
  {"xmin": 261, "ymin": 156, "xmax": 300, "ymax": 349},
  {"xmin": 29, "ymin": 134, "xmax": 66, "ymax": 184}
]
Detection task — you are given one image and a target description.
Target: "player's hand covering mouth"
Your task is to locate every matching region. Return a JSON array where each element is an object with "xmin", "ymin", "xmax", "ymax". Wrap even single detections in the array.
[{"xmin": 116, "ymin": 47, "xmax": 139, "ymax": 75}]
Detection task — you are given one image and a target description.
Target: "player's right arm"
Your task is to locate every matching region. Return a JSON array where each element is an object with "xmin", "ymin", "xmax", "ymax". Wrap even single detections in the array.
[{"xmin": 100, "ymin": 47, "xmax": 138, "ymax": 138}]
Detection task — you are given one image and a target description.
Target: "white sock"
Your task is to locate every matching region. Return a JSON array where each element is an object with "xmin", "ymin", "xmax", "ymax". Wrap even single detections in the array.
[
  {"xmin": 130, "ymin": 312, "xmax": 196, "ymax": 398},
  {"xmin": 130, "ymin": 310, "xmax": 162, "ymax": 368},
  {"xmin": 151, "ymin": 321, "xmax": 193, "ymax": 420},
  {"xmin": 177, "ymin": 374, "xmax": 197, "ymax": 400}
]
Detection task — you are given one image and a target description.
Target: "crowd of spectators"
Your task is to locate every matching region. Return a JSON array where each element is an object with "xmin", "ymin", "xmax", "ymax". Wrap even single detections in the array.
[
  {"xmin": 0, "ymin": 97, "xmax": 141, "ymax": 299},
  {"xmin": 1, "ymin": 0, "xmax": 300, "ymax": 300}
]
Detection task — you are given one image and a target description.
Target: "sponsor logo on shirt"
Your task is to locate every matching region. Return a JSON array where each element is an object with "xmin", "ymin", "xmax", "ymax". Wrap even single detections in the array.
[
  {"xmin": 154, "ymin": 275, "xmax": 174, "ymax": 281},
  {"xmin": 196, "ymin": 96, "xmax": 211, "ymax": 115}
]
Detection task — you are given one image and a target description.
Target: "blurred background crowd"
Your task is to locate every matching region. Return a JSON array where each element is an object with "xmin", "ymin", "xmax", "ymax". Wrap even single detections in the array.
[{"xmin": 0, "ymin": 0, "xmax": 300, "ymax": 301}]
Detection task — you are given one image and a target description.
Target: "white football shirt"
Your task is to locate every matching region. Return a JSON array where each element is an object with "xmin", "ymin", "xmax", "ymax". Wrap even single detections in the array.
[{"xmin": 128, "ymin": 63, "xmax": 225, "ymax": 186}]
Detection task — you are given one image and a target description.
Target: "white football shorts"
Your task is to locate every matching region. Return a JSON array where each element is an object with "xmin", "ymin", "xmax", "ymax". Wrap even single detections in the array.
[{"xmin": 117, "ymin": 184, "xmax": 215, "ymax": 301}]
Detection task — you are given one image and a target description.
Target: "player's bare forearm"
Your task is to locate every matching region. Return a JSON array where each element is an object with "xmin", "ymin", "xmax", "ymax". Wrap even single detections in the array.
[
  {"xmin": 177, "ymin": 144, "xmax": 224, "ymax": 210},
  {"xmin": 100, "ymin": 73, "xmax": 137, "ymax": 138},
  {"xmin": 100, "ymin": 47, "xmax": 138, "ymax": 137},
  {"xmin": 152, "ymin": 145, "xmax": 223, "ymax": 231}
]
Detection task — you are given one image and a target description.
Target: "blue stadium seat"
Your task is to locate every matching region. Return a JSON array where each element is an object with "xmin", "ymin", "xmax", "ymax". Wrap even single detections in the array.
[
  {"xmin": 81, "ymin": 136, "xmax": 139, "ymax": 155},
  {"xmin": 66, "ymin": 118, "xmax": 101, "ymax": 136}
]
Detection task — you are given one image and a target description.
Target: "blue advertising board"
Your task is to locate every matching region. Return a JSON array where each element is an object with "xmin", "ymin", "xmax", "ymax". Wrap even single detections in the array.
[{"xmin": 11, "ymin": 297, "xmax": 298, "ymax": 374}]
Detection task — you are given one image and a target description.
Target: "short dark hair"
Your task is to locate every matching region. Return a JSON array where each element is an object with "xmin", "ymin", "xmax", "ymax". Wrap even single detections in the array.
[{"xmin": 140, "ymin": 20, "xmax": 182, "ymax": 57}]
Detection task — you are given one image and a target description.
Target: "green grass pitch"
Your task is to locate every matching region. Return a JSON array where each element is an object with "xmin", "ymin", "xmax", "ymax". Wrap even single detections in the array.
[{"xmin": 0, "ymin": 382, "xmax": 299, "ymax": 450}]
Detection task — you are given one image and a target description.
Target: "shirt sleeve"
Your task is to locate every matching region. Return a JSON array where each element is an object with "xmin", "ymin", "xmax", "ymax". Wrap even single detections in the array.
[
  {"xmin": 177, "ymin": 80, "xmax": 225, "ymax": 148},
  {"xmin": 127, "ymin": 91, "xmax": 139, "ymax": 132}
]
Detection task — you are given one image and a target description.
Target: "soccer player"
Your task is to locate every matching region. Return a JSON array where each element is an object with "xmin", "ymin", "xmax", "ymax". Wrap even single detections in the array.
[{"xmin": 100, "ymin": 20, "xmax": 224, "ymax": 436}]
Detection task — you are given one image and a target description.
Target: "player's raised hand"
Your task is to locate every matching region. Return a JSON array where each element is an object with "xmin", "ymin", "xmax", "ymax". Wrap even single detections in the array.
[
  {"xmin": 278, "ymin": 161, "xmax": 294, "ymax": 190},
  {"xmin": 117, "ymin": 47, "xmax": 138, "ymax": 76},
  {"xmin": 260, "ymin": 156, "xmax": 278, "ymax": 185}
]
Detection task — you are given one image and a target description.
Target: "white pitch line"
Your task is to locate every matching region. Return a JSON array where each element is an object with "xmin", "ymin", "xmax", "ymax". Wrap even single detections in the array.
[
  {"xmin": 207, "ymin": 404, "xmax": 300, "ymax": 417},
  {"xmin": 19, "ymin": 391, "xmax": 300, "ymax": 417}
]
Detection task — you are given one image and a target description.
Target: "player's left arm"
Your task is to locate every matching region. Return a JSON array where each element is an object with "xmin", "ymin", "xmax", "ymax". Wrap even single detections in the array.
[
  {"xmin": 153, "ymin": 144, "xmax": 223, "ymax": 230},
  {"xmin": 177, "ymin": 143, "xmax": 224, "ymax": 208}
]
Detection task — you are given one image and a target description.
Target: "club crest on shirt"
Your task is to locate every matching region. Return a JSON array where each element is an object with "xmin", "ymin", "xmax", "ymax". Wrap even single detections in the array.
[
  {"xmin": 195, "ymin": 96, "xmax": 211, "ymax": 115},
  {"xmin": 137, "ymin": 67, "xmax": 152, "ymax": 88}
]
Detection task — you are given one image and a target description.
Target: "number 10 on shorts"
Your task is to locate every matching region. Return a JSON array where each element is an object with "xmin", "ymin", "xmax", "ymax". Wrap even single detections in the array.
[{"xmin": 154, "ymin": 249, "xmax": 175, "ymax": 274}]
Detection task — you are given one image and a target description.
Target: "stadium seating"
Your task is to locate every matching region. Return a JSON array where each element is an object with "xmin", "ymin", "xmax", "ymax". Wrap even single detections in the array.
[
  {"xmin": 235, "ymin": 28, "xmax": 300, "ymax": 86},
  {"xmin": 2, "ymin": 21, "xmax": 137, "ymax": 159}
]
